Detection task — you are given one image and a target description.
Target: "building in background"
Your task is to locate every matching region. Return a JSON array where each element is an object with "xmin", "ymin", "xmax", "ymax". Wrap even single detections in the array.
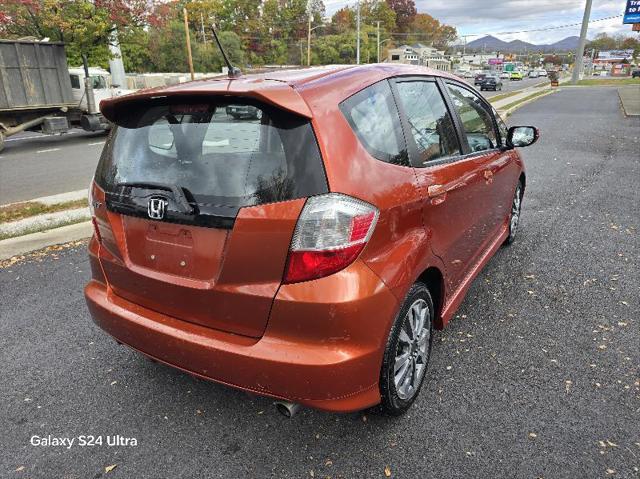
[
  {"xmin": 592, "ymin": 49, "xmax": 634, "ymax": 76},
  {"xmin": 386, "ymin": 44, "xmax": 451, "ymax": 71}
]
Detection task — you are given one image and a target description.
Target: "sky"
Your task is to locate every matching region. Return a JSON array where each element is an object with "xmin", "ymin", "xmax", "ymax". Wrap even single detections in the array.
[{"xmin": 323, "ymin": 0, "xmax": 635, "ymax": 44}]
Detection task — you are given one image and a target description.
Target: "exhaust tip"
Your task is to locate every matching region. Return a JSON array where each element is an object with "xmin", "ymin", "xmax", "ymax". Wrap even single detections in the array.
[{"xmin": 275, "ymin": 401, "xmax": 301, "ymax": 418}]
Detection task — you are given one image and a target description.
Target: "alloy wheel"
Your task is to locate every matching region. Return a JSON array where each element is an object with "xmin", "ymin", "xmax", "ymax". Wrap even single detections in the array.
[
  {"xmin": 393, "ymin": 299, "xmax": 431, "ymax": 400},
  {"xmin": 510, "ymin": 184, "xmax": 522, "ymax": 237}
]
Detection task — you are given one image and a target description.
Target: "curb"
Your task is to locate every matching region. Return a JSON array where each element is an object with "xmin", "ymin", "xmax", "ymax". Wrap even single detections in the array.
[
  {"xmin": 618, "ymin": 87, "xmax": 640, "ymax": 117},
  {"xmin": 0, "ymin": 221, "xmax": 92, "ymax": 260},
  {"xmin": 1, "ymin": 188, "xmax": 88, "ymax": 209},
  {"xmin": 0, "ymin": 207, "xmax": 91, "ymax": 238}
]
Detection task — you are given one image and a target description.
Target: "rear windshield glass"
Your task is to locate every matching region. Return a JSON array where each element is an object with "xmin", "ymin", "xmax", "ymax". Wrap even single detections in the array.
[{"xmin": 95, "ymin": 99, "xmax": 327, "ymax": 223}]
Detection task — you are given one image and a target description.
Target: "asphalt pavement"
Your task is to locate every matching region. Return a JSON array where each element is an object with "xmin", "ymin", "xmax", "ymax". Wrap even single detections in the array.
[
  {"xmin": 472, "ymin": 75, "xmax": 547, "ymax": 98},
  {"xmin": 0, "ymin": 129, "xmax": 106, "ymax": 204},
  {"xmin": 1, "ymin": 86, "xmax": 639, "ymax": 478}
]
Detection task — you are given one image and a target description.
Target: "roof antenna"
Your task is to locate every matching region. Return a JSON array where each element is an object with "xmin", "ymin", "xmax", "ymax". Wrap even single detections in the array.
[{"xmin": 209, "ymin": 25, "xmax": 241, "ymax": 78}]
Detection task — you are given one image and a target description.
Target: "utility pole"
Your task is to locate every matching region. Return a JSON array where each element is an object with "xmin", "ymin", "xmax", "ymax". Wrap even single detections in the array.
[
  {"xmin": 200, "ymin": 12, "xmax": 206, "ymax": 43},
  {"xmin": 356, "ymin": 0, "xmax": 361, "ymax": 64},
  {"xmin": 572, "ymin": 0, "xmax": 593, "ymax": 84},
  {"xmin": 376, "ymin": 21, "xmax": 380, "ymax": 63},
  {"xmin": 108, "ymin": 28, "xmax": 126, "ymax": 88},
  {"xmin": 307, "ymin": 14, "xmax": 312, "ymax": 66},
  {"xmin": 183, "ymin": 8, "xmax": 195, "ymax": 80}
]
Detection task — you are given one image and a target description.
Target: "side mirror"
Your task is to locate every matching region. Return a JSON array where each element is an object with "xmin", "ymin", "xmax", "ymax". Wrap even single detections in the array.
[{"xmin": 507, "ymin": 126, "xmax": 539, "ymax": 148}]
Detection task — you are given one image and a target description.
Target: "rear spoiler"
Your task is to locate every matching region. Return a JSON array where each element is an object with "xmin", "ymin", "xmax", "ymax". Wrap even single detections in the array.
[{"xmin": 100, "ymin": 78, "xmax": 313, "ymax": 123}]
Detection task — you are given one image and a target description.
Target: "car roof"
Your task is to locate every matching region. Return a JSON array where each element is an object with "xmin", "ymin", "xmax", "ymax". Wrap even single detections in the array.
[{"xmin": 101, "ymin": 64, "xmax": 458, "ymax": 122}]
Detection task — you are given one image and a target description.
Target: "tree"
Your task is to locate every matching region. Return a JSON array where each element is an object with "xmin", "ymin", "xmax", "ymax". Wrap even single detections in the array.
[
  {"xmin": 0, "ymin": 0, "xmax": 165, "ymax": 67},
  {"xmin": 330, "ymin": 8, "xmax": 355, "ymax": 34},
  {"xmin": 404, "ymin": 13, "xmax": 457, "ymax": 49},
  {"xmin": 543, "ymin": 55, "xmax": 563, "ymax": 66},
  {"xmin": 587, "ymin": 33, "xmax": 617, "ymax": 52},
  {"xmin": 385, "ymin": 0, "xmax": 416, "ymax": 32}
]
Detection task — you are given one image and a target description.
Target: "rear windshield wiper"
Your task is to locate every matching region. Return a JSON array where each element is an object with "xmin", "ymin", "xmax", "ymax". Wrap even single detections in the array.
[{"xmin": 116, "ymin": 182, "xmax": 195, "ymax": 215}]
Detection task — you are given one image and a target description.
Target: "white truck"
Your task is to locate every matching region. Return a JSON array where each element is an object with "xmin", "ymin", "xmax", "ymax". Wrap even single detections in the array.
[{"xmin": 0, "ymin": 40, "xmax": 132, "ymax": 152}]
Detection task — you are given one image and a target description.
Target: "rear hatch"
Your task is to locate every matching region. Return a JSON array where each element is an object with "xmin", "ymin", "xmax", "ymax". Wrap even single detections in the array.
[{"xmin": 92, "ymin": 96, "xmax": 327, "ymax": 338}]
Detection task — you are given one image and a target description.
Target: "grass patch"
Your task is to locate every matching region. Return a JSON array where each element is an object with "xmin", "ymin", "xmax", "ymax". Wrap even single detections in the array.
[
  {"xmin": 488, "ymin": 90, "xmax": 520, "ymax": 104},
  {"xmin": 0, "ymin": 199, "xmax": 87, "ymax": 223},
  {"xmin": 575, "ymin": 78, "xmax": 640, "ymax": 86},
  {"xmin": 500, "ymin": 90, "xmax": 552, "ymax": 112},
  {"xmin": 0, "ymin": 217, "xmax": 89, "ymax": 241}
]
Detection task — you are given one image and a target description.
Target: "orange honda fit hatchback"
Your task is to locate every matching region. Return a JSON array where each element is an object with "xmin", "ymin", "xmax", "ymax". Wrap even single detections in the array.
[{"xmin": 85, "ymin": 64, "xmax": 538, "ymax": 415}]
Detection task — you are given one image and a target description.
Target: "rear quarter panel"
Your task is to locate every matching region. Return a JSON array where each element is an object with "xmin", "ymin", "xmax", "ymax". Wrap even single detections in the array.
[{"xmin": 298, "ymin": 71, "xmax": 447, "ymax": 315}]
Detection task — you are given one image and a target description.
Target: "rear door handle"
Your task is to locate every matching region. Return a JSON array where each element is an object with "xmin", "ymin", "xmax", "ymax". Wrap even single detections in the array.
[
  {"xmin": 428, "ymin": 184, "xmax": 447, "ymax": 198},
  {"xmin": 427, "ymin": 184, "xmax": 447, "ymax": 205}
]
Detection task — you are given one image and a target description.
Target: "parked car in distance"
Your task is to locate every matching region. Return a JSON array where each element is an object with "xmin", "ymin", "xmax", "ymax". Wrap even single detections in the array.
[
  {"xmin": 510, "ymin": 71, "xmax": 524, "ymax": 80},
  {"xmin": 85, "ymin": 64, "xmax": 539, "ymax": 416},
  {"xmin": 528, "ymin": 70, "xmax": 539, "ymax": 78},
  {"xmin": 538, "ymin": 70, "xmax": 548, "ymax": 77},
  {"xmin": 480, "ymin": 76, "xmax": 503, "ymax": 91},
  {"xmin": 632, "ymin": 69, "xmax": 640, "ymax": 78},
  {"xmin": 225, "ymin": 104, "xmax": 260, "ymax": 120},
  {"xmin": 500, "ymin": 71, "xmax": 511, "ymax": 79},
  {"xmin": 463, "ymin": 71, "xmax": 475, "ymax": 79},
  {"xmin": 474, "ymin": 73, "xmax": 487, "ymax": 85}
]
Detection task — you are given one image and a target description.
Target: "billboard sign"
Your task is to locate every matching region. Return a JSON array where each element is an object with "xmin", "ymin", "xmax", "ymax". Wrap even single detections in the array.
[
  {"xmin": 488, "ymin": 58, "xmax": 503, "ymax": 65},
  {"xmin": 597, "ymin": 49, "xmax": 634, "ymax": 60},
  {"xmin": 623, "ymin": 0, "xmax": 640, "ymax": 24}
]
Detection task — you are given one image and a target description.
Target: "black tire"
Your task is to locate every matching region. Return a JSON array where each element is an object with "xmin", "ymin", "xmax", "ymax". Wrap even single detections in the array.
[
  {"xmin": 505, "ymin": 181, "xmax": 523, "ymax": 245},
  {"xmin": 379, "ymin": 282, "xmax": 434, "ymax": 416},
  {"xmin": 0, "ymin": 131, "xmax": 4, "ymax": 153}
]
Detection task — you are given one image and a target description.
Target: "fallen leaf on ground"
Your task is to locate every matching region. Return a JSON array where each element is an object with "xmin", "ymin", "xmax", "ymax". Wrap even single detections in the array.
[
  {"xmin": 105, "ymin": 464, "xmax": 117, "ymax": 473},
  {"xmin": 384, "ymin": 465, "xmax": 392, "ymax": 477}
]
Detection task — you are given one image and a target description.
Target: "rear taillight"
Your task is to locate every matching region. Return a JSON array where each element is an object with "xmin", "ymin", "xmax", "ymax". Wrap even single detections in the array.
[{"xmin": 284, "ymin": 194, "xmax": 379, "ymax": 284}]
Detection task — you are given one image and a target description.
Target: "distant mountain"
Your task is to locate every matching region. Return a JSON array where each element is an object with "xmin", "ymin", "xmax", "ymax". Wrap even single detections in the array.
[
  {"xmin": 547, "ymin": 36, "xmax": 580, "ymax": 51},
  {"xmin": 464, "ymin": 35, "xmax": 580, "ymax": 53}
]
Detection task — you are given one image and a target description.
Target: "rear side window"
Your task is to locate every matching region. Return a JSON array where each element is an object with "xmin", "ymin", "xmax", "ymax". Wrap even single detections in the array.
[
  {"xmin": 340, "ymin": 80, "xmax": 408, "ymax": 166},
  {"xmin": 446, "ymin": 84, "xmax": 498, "ymax": 153},
  {"xmin": 95, "ymin": 100, "xmax": 327, "ymax": 223},
  {"xmin": 394, "ymin": 80, "xmax": 461, "ymax": 166}
]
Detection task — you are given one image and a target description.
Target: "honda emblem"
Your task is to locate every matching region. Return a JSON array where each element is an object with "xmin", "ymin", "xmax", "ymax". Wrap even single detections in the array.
[{"xmin": 148, "ymin": 197, "xmax": 167, "ymax": 220}]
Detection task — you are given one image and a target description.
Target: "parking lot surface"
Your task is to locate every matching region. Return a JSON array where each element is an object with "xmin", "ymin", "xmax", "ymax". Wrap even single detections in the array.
[{"xmin": 1, "ymin": 87, "xmax": 638, "ymax": 478}]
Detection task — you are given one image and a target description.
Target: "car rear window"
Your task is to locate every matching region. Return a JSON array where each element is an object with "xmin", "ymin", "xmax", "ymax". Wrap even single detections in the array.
[
  {"xmin": 339, "ymin": 80, "xmax": 408, "ymax": 166},
  {"xmin": 95, "ymin": 99, "xmax": 327, "ymax": 226}
]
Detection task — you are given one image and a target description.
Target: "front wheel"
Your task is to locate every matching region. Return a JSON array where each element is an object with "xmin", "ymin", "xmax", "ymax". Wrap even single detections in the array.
[
  {"xmin": 505, "ymin": 181, "xmax": 523, "ymax": 245},
  {"xmin": 379, "ymin": 283, "xmax": 434, "ymax": 415}
]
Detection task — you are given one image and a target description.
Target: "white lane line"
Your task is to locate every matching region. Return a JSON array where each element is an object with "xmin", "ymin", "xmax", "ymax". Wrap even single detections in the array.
[
  {"xmin": 88, "ymin": 141, "xmax": 105, "ymax": 146},
  {"xmin": 36, "ymin": 148, "xmax": 61, "ymax": 154},
  {"xmin": 5, "ymin": 130, "xmax": 80, "ymax": 142}
]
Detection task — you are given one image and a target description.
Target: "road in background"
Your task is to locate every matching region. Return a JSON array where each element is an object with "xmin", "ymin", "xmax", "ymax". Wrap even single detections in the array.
[
  {"xmin": 0, "ymin": 129, "xmax": 106, "ymax": 204},
  {"xmin": 1, "ymin": 87, "xmax": 638, "ymax": 478},
  {"xmin": 471, "ymin": 75, "xmax": 548, "ymax": 97}
]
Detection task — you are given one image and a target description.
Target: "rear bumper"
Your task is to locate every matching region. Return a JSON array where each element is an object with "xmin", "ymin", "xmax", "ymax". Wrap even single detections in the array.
[{"xmin": 84, "ymin": 260, "xmax": 399, "ymax": 412}]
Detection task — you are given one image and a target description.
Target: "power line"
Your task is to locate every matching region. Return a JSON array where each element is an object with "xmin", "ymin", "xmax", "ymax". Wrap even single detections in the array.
[{"xmin": 372, "ymin": 14, "xmax": 624, "ymax": 39}]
